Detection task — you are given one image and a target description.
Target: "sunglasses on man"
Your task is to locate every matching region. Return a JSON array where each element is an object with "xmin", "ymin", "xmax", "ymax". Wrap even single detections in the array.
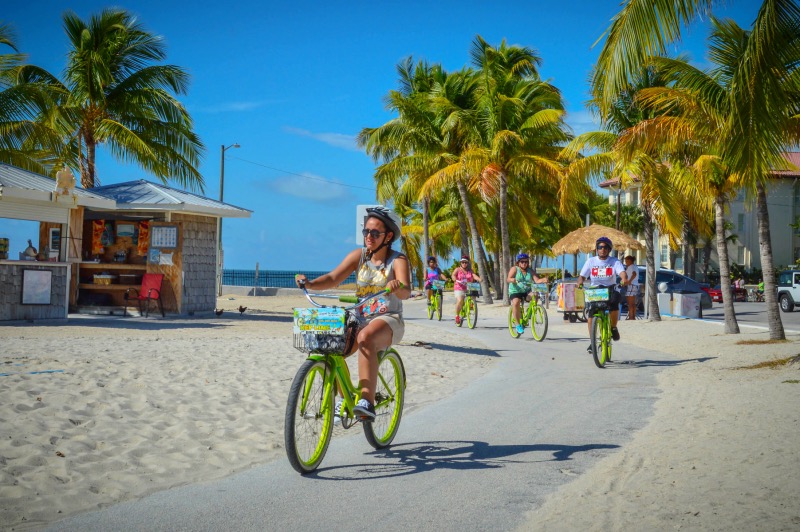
[{"xmin": 362, "ymin": 229, "xmax": 386, "ymax": 239}]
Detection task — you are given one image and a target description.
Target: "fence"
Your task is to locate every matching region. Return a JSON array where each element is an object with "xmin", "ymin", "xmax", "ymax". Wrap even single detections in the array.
[{"xmin": 223, "ymin": 269, "xmax": 417, "ymax": 289}]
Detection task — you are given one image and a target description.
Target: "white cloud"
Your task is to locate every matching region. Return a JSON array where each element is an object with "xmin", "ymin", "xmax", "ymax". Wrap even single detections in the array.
[
  {"xmin": 195, "ymin": 100, "xmax": 280, "ymax": 113},
  {"xmin": 284, "ymin": 126, "xmax": 359, "ymax": 151},
  {"xmin": 565, "ymin": 109, "xmax": 601, "ymax": 136},
  {"xmin": 265, "ymin": 173, "xmax": 354, "ymax": 203}
]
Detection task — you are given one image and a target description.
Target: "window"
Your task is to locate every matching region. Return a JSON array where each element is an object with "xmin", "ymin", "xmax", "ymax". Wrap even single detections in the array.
[
  {"xmin": 629, "ymin": 188, "xmax": 639, "ymax": 206},
  {"xmin": 737, "ymin": 213, "xmax": 745, "ymax": 233},
  {"xmin": 660, "ymin": 243, "xmax": 669, "ymax": 266},
  {"xmin": 737, "ymin": 246, "xmax": 745, "ymax": 264}
]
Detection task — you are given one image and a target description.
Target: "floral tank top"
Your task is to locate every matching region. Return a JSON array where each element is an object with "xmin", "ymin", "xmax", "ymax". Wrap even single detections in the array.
[{"xmin": 355, "ymin": 249, "xmax": 403, "ymax": 319}]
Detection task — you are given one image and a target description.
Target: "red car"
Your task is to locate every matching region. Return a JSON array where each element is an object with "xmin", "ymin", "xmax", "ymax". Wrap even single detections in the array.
[{"xmin": 707, "ymin": 285, "xmax": 747, "ymax": 303}]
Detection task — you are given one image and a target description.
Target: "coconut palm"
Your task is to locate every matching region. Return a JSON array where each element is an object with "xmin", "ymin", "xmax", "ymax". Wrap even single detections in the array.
[
  {"xmin": 26, "ymin": 9, "xmax": 204, "ymax": 190},
  {"xmin": 468, "ymin": 36, "xmax": 569, "ymax": 304}
]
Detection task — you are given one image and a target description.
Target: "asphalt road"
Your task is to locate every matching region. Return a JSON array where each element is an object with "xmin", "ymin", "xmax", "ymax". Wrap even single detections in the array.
[
  {"xmin": 46, "ymin": 300, "xmax": 688, "ymax": 532},
  {"xmin": 698, "ymin": 301, "xmax": 800, "ymax": 333}
]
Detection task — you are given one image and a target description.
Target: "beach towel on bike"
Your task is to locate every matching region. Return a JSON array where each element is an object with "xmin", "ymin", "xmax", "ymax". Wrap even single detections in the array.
[
  {"xmin": 453, "ymin": 268, "xmax": 476, "ymax": 292},
  {"xmin": 355, "ymin": 248, "xmax": 404, "ymax": 319},
  {"xmin": 425, "ymin": 266, "xmax": 443, "ymax": 289}
]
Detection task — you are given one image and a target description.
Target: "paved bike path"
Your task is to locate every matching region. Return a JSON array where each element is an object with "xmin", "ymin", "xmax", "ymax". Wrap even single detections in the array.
[{"xmin": 47, "ymin": 300, "xmax": 674, "ymax": 531}]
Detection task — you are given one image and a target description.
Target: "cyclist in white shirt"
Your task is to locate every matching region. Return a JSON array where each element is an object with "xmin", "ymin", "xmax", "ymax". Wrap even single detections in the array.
[{"xmin": 576, "ymin": 236, "xmax": 629, "ymax": 352}]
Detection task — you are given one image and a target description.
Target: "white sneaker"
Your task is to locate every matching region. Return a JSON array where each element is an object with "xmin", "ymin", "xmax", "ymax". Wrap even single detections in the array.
[{"xmin": 333, "ymin": 397, "xmax": 344, "ymax": 426}]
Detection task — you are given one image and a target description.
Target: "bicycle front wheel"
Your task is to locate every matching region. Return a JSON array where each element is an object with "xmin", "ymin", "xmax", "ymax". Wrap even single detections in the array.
[
  {"xmin": 436, "ymin": 293, "xmax": 443, "ymax": 321},
  {"xmin": 467, "ymin": 298, "xmax": 478, "ymax": 329},
  {"xmin": 285, "ymin": 358, "xmax": 334, "ymax": 474},
  {"xmin": 531, "ymin": 304, "xmax": 548, "ymax": 342},
  {"xmin": 508, "ymin": 306, "xmax": 522, "ymax": 338},
  {"xmin": 590, "ymin": 315, "xmax": 607, "ymax": 368},
  {"xmin": 427, "ymin": 297, "xmax": 434, "ymax": 320},
  {"xmin": 363, "ymin": 349, "xmax": 405, "ymax": 449}
]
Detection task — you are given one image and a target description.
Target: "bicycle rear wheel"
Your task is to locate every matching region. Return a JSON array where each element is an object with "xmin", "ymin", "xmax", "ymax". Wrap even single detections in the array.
[
  {"xmin": 436, "ymin": 293, "xmax": 443, "ymax": 321},
  {"xmin": 590, "ymin": 315, "xmax": 607, "ymax": 368},
  {"xmin": 530, "ymin": 304, "xmax": 548, "ymax": 342},
  {"xmin": 467, "ymin": 298, "xmax": 478, "ymax": 329},
  {"xmin": 508, "ymin": 306, "xmax": 522, "ymax": 338},
  {"xmin": 284, "ymin": 358, "xmax": 334, "ymax": 474},
  {"xmin": 363, "ymin": 349, "xmax": 405, "ymax": 449}
]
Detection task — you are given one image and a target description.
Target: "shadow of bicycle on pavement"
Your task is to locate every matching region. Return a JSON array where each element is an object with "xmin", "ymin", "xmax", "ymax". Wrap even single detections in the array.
[
  {"xmin": 606, "ymin": 356, "xmax": 716, "ymax": 368},
  {"xmin": 311, "ymin": 439, "xmax": 619, "ymax": 480}
]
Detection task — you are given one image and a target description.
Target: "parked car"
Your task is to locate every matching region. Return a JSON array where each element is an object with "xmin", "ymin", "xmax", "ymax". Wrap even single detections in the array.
[
  {"xmin": 777, "ymin": 269, "xmax": 800, "ymax": 312},
  {"xmin": 707, "ymin": 284, "xmax": 747, "ymax": 303},
  {"xmin": 637, "ymin": 267, "xmax": 713, "ymax": 310}
]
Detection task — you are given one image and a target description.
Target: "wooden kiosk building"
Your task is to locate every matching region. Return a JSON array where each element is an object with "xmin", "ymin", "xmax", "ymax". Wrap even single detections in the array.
[{"xmin": 0, "ymin": 164, "xmax": 252, "ymax": 320}]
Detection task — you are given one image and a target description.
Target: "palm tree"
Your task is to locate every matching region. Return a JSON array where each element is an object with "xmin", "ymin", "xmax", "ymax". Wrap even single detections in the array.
[
  {"xmin": 28, "ymin": 9, "xmax": 204, "ymax": 190},
  {"xmin": 468, "ymin": 36, "xmax": 569, "ymax": 304}
]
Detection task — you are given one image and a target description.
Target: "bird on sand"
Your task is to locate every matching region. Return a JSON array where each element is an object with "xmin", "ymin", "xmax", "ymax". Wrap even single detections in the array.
[
  {"xmin": 214, "ymin": 308, "xmax": 224, "ymax": 317},
  {"xmin": 238, "ymin": 305, "xmax": 247, "ymax": 316}
]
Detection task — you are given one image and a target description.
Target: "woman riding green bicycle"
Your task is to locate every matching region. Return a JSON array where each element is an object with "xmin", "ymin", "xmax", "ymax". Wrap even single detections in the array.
[
  {"xmin": 294, "ymin": 206, "xmax": 410, "ymax": 421},
  {"xmin": 508, "ymin": 253, "xmax": 549, "ymax": 336}
]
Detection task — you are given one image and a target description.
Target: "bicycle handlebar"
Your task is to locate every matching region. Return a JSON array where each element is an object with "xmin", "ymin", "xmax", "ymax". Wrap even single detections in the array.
[{"xmin": 297, "ymin": 280, "xmax": 403, "ymax": 310}]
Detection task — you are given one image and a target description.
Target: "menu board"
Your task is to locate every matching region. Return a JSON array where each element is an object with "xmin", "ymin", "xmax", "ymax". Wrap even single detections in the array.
[{"xmin": 150, "ymin": 225, "xmax": 178, "ymax": 249}]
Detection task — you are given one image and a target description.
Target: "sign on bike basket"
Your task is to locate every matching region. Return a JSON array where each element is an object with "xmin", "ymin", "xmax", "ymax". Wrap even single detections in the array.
[
  {"xmin": 584, "ymin": 287, "xmax": 610, "ymax": 302},
  {"xmin": 467, "ymin": 282, "xmax": 481, "ymax": 296},
  {"xmin": 432, "ymin": 279, "xmax": 446, "ymax": 291},
  {"xmin": 293, "ymin": 307, "xmax": 349, "ymax": 354}
]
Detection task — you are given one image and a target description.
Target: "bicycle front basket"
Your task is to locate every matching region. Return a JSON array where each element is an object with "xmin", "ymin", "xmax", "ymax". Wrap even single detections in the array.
[
  {"xmin": 583, "ymin": 286, "xmax": 611, "ymax": 302},
  {"xmin": 293, "ymin": 307, "xmax": 348, "ymax": 354},
  {"xmin": 532, "ymin": 283, "xmax": 548, "ymax": 294},
  {"xmin": 432, "ymin": 279, "xmax": 446, "ymax": 291},
  {"xmin": 467, "ymin": 282, "xmax": 481, "ymax": 296}
]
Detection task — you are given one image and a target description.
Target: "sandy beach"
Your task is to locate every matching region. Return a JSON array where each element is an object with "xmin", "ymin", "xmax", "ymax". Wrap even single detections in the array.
[{"xmin": 1, "ymin": 293, "xmax": 799, "ymax": 530}]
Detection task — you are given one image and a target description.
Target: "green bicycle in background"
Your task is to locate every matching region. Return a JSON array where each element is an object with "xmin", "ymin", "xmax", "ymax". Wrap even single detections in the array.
[
  {"xmin": 285, "ymin": 283, "xmax": 406, "ymax": 474},
  {"xmin": 427, "ymin": 279, "xmax": 445, "ymax": 321},
  {"xmin": 456, "ymin": 282, "xmax": 480, "ymax": 329},
  {"xmin": 584, "ymin": 285, "xmax": 614, "ymax": 368},
  {"xmin": 508, "ymin": 282, "xmax": 549, "ymax": 341}
]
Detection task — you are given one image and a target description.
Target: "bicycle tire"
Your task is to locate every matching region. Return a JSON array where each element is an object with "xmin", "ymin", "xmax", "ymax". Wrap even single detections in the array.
[
  {"xmin": 363, "ymin": 349, "xmax": 405, "ymax": 449},
  {"xmin": 531, "ymin": 303, "xmax": 548, "ymax": 342},
  {"xmin": 427, "ymin": 297, "xmax": 434, "ymax": 320},
  {"xmin": 436, "ymin": 293, "xmax": 443, "ymax": 321},
  {"xmin": 284, "ymin": 359, "xmax": 334, "ymax": 474},
  {"xmin": 590, "ymin": 314, "xmax": 607, "ymax": 368},
  {"xmin": 467, "ymin": 298, "xmax": 478, "ymax": 329},
  {"xmin": 508, "ymin": 306, "xmax": 522, "ymax": 338}
]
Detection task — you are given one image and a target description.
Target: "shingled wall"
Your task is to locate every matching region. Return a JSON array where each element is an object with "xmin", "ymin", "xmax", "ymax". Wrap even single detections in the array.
[{"xmin": 172, "ymin": 213, "xmax": 217, "ymax": 314}]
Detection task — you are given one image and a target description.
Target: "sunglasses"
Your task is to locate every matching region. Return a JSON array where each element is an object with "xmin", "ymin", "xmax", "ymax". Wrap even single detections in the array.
[
  {"xmin": 460, "ymin": 260, "xmax": 469, "ymax": 264},
  {"xmin": 597, "ymin": 244, "xmax": 611, "ymax": 250},
  {"xmin": 362, "ymin": 229, "xmax": 386, "ymax": 239},
  {"xmin": 518, "ymin": 260, "xmax": 529, "ymax": 264}
]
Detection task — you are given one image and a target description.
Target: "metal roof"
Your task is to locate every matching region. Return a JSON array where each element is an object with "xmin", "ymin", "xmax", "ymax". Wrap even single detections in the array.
[
  {"xmin": 89, "ymin": 180, "xmax": 252, "ymax": 218},
  {"xmin": 0, "ymin": 164, "xmax": 115, "ymax": 209}
]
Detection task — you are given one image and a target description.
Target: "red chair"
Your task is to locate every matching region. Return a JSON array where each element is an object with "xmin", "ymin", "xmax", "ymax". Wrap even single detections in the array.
[{"xmin": 124, "ymin": 273, "xmax": 165, "ymax": 317}]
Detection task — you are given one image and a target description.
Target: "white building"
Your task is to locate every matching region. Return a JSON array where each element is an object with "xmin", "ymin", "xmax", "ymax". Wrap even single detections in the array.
[{"xmin": 599, "ymin": 152, "xmax": 800, "ymax": 277}]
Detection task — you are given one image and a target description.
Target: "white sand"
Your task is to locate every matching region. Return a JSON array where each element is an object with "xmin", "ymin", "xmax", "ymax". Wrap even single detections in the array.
[
  {"xmin": 2, "ymin": 295, "xmax": 799, "ymax": 531},
  {"xmin": 0, "ymin": 293, "xmax": 494, "ymax": 530}
]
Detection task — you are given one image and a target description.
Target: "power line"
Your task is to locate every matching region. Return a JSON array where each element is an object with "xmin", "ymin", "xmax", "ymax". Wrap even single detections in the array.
[{"xmin": 229, "ymin": 155, "xmax": 377, "ymax": 192}]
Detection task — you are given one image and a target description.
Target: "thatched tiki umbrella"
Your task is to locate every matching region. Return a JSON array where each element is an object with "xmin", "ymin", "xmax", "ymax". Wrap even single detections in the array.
[{"xmin": 552, "ymin": 224, "xmax": 644, "ymax": 256}]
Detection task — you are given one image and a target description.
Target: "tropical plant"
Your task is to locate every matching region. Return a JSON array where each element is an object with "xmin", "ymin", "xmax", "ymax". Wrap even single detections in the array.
[{"xmin": 11, "ymin": 9, "xmax": 205, "ymax": 190}]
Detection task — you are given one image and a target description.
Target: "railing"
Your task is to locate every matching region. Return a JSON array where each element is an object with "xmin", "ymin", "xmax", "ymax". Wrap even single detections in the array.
[{"xmin": 223, "ymin": 269, "xmax": 418, "ymax": 289}]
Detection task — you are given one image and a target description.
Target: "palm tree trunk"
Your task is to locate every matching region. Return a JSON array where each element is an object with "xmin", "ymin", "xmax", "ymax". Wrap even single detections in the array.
[
  {"xmin": 756, "ymin": 181, "xmax": 785, "ymax": 340},
  {"xmin": 456, "ymin": 207, "xmax": 470, "ymax": 259},
  {"xmin": 702, "ymin": 241, "xmax": 711, "ymax": 283},
  {"xmin": 715, "ymin": 194, "xmax": 740, "ymax": 334},
  {"xmin": 457, "ymin": 180, "xmax": 493, "ymax": 304},
  {"xmin": 682, "ymin": 215, "xmax": 691, "ymax": 277},
  {"xmin": 422, "ymin": 198, "xmax": 430, "ymax": 265},
  {"xmin": 82, "ymin": 138, "xmax": 97, "ymax": 189},
  {"xmin": 642, "ymin": 204, "xmax": 661, "ymax": 321},
  {"xmin": 499, "ymin": 177, "xmax": 512, "ymax": 306}
]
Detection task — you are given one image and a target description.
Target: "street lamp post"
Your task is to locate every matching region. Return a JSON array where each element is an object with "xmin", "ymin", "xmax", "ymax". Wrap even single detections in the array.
[{"xmin": 218, "ymin": 143, "xmax": 240, "ymax": 296}]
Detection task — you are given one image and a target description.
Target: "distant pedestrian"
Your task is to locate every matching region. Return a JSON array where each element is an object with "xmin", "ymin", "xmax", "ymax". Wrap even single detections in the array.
[{"xmin": 623, "ymin": 255, "xmax": 639, "ymax": 320}]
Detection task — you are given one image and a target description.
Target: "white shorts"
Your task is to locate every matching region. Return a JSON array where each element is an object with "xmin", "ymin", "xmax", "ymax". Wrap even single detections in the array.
[
  {"xmin": 454, "ymin": 290, "xmax": 466, "ymax": 301},
  {"xmin": 368, "ymin": 313, "xmax": 405, "ymax": 344}
]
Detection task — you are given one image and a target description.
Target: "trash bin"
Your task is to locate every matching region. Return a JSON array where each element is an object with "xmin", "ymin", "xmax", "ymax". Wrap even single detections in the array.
[
  {"xmin": 674, "ymin": 292, "xmax": 701, "ymax": 318},
  {"xmin": 657, "ymin": 293, "xmax": 673, "ymax": 315}
]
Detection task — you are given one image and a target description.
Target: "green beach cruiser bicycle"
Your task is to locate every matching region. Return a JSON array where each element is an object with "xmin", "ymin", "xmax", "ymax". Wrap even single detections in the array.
[
  {"xmin": 456, "ymin": 282, "xmax": 480, "ymax": 329},
  {"xmin": 427, "ymin": 279, "xmax": 445, "ymax": 321},
  {"xmin": 285, "ymin": 284, "xmax": 406, "ymax": 474},
  {"xmin": 508, "ymin": 282, "xmax": 549, "ymax": 341},
  {"xmin": 584, "ymin": 285, "xmax": 615, "ymax": 368}
]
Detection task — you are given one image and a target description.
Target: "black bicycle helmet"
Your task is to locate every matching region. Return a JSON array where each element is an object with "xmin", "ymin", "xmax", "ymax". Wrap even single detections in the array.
[
  {"xmin": 365, "ymin": 206, "xmax": 402, "ymax": 243},
  {"xmin": 596, "ymin": 236, "xmax": 613, "ymax": 249}
]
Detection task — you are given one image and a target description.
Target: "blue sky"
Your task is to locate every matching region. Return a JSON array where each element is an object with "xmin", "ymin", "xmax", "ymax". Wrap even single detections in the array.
[{"xmin": 3, "ymin": 1, "xmax": 760, "ymax": 270}]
